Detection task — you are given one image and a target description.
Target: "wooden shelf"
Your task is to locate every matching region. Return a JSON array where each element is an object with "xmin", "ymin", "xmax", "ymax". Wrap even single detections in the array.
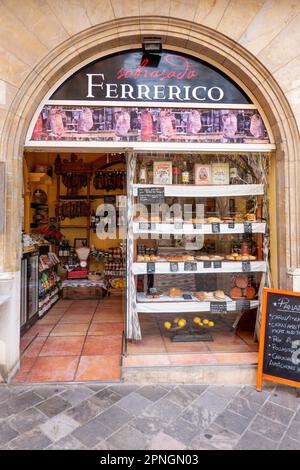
[{"xmin": 29, "ymin": 172, "xmax": 53, "ymax": 185}]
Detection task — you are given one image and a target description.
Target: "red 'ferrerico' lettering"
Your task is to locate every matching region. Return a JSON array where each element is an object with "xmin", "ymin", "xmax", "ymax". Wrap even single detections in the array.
[{"xmin": 116, "ymin": 54, "xmax": 198, "ymax": 81}]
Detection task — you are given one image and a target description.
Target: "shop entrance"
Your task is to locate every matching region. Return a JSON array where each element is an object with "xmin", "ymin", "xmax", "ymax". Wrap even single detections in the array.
[{"xmin": 15, "ymin": 152, "xmax": 127, "ymax": 383}]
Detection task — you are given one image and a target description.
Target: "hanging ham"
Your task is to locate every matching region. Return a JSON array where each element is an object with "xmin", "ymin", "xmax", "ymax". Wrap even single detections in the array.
[
  {"xmin": 187, "ymin": 110, "xmax": 201, "ymax": 134},
  {"xmin": 250, "ymin": 114, "xmax": 264, "ymax": 139},
  {"xmin": 115, "ymin": 110, "xmax": 131, "ymax": 137},
  {"xmin": 222, "ymin": 112, "xmax": 237, "ymax": 139},
  {"xmin": 160, "ymin": 110, "xmax": 175, "ymax": 139},
  {"xmin": 78, "ymin": 107, "xmax": 94, "ymax": 132},
  {"xmin": 49, "ymin": 107, "xmax": 65, "ymax": 137},
  {"xmin": 141, "ymin": 110, "xmax": 153, "ymax": 141}
]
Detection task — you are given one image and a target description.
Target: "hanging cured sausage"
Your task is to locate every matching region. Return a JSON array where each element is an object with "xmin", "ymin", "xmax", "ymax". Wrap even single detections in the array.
[
  {"xmin": 49, "ymin": 107, "xmax": 65, "ymax": 136},
  {"xmin": 141, "ymin": 109, "xmax": 153, "ymax": 141},
  {"xmin": 187, "ymin": 110, "xmax": 201, "ymax": 134},
  {"xmin": 78, "ymin": 107, "xmax": 94, "ymax": 132},
  {"xmin": 115, "ymin": 110, "xmax": 131, "ymax": 137},
  {"xmin": 222, "ymin": 112, "xmax": 237, "ymax": 139},
  {"xmin": 160, "ymin": 110, "xmax": 175, "ymax": 139},
  {"xmin": 249, "ymin": 114, "xmax": 264, "ymax": 139}
]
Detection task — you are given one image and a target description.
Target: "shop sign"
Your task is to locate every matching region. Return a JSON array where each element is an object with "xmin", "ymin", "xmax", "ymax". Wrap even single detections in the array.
[
  {"xmin": 0, "ymin": 163, "xmax": 4, "ymax": 233},
  {"xmin": 50, "ymin": 50, "xmax": 251, "ymax": 105},
  {"xmin": 257, "ymin": 288, "xmax": 300, "ymax": 391}
]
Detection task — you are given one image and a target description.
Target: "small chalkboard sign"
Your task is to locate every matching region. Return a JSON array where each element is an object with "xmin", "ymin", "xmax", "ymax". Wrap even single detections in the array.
[
  {"xmin": 212, "ymin": 223, "xmax": 220, "ymax": 233},
  {"xmin": 244, "ymin": 222, "xmax": 252, "ymax": 234},
  {"xmin": 213, "ymin": 261, "xmax": 222, "ymax": 269},
  {"xmin": 170, "ymin": 262, "xmax": 179, "ymax": 272},
  {"xmin": 139, "ymin": 222, "xmax": 157, "ymax": 230},
  {"xmin": 147, "ymin": 262, "xmax": 156, "ymax": 274},
  {"xmin": 210, "ymin": 302, "xmax": 227, "ymax": 313},
  {"xmin": 174, "ymin": 222, "xmax": 183, "ymax": 230},
  {"xmin": 235, "ymin": 299, "xmax": 251, "ymax": 311},
  {"xmin": 257, "ymin": 288, "xmax": 300, "ymax": 391},
  {"xmin": 138, "ymin": 187, "xmax": 165, "ymax": 204},
  {"xmin": 203, "ymin": 261, "xmax": 212, "ymax": 268},
  {"xmin": 184, "ymin": 262, "xmax": 197, "ymax": 271},
  {"xmin": 228, "ymin": 221, "xmax": 235, "ymax": 229},
  {"xmin": 242, "ymin": 261, "xmax": 251, "ymax": 272}
]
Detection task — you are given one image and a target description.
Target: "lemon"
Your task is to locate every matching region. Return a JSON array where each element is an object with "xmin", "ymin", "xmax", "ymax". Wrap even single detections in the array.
[
  {"xmin": 193, "ymin": 316, "xmax": 201, "ymax": 324},
  {"xmin": 178, "ymin": 319, "xmax": 186, "ymax": 328},
  {"xmin": 164, "ymin": 321, "xmax": 172, "ymax": 330},
  {"xmin": 208, "ymin": 321, "xmax": 215, "ymax": 327},
  {"xmin": 203, "ymin": 319, "xmax": 209, "ymax": 325}
]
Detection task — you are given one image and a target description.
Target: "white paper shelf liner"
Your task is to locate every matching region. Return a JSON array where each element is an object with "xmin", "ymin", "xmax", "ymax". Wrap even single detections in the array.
[
  {"xmin": 133, "ymin": 222, "xmax": 266, "ymax": 235},
  {"xmin": 136, "ymin": 293, "xmax": 259, "ymax": 313},
  {"xmin": 133, "ymin": 183, "xmax": 264, "ymax": 198},
  {"xmin": 132, "ymin": 261, "xmax": 267, "ymax": 275}
]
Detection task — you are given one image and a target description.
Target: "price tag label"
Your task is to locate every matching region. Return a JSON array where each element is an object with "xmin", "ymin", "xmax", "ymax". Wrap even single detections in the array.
[
  {"xmin": 174, "ymin": 222, "xmax": 183, "ymax": 230},
  {"xmin": 147, "ymin": 262, "xmax": 156, "ymax": 274},
  {"xmin": 184, "ymin": 262, "xmax": 197, "ymax": 271},
  {"xmin": 213, "ymin": 260, "xmax": 222, "ymax": 269},
  {"xmin": 210, "ymin": 302, "xmax": 227, "ymax": 313},
  {"xmin": 242, "ymin": 260, "xmax": 251, "ymax": 272},
  {"xmin": 228, "ymin": 221, "xmax": 235, "ymax": 229},
  {"xmin": 212, "ymin": 223, "xmax": 220, "ymax": 233},
  {"xmin": 244, "ymin": 222, "xmax": 252, "ymax": 234},
  {"xmin": 139, "ymin": 222, "xmax": 149, "ymax": 230},
  {"xmin": 193, "ymin": 222, "xmax": 203, "ymax": 230},
  {"xmin": 170, "ymin": 262, "xmax": 179, "ymax": 272},
  {"xmin": 203, "ymin": 261, "xmax": 212, "ymax": 268},
  {"xmin": 183, "ymin": 293, "xmax": 193, "ymax": 300},
  {"xmin": 236, "ymin": 299, "xmax": 251, "ymax": 310}
]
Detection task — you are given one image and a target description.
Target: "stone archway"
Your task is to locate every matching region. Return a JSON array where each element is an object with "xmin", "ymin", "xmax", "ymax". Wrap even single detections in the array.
[{"xmin": 0, "ymin": 16, "xmax": 299, "ymax": 378}]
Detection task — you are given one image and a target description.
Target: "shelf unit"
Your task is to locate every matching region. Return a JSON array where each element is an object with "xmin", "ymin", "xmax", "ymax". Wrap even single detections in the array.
[{"xmin": 127, "ymin": 157, "xmax": 267, "ymax": 324}]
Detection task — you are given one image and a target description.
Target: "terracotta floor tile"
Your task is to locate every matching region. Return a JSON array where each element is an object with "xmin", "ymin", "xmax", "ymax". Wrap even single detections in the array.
[
  {"xmin": 123, "ymin": 354, "xmax": 170, "ymax": 367},
  {"xmin": 127, "ymin": 336, "xmax": 166, "ymax": 354},
  {"xmin": 58, "ymin": 313, "xmax": 93, "ymax": 324},
  {"xmin": 40, "ymin": 336, "xmax": 85, "ymax": 356},
  {"xmin": 75, "ymin": 355, "xmax": 121, "ymax": 381},
  {"xmin": 88, "ymin": 322, "xmax": 124, "ymax": 336},
  {"xmin": 22, "ymin": 324, "xmax": 55, "ymax": 340},
  {"xmin": 237, "ymin": 330, "xmax": 257, "ymax": 345},
  {"xmin": 163, "ymin": 339, "xmax": 210, "ymax": 353},
  {"xmin": 215, "ymin": 352, "xmax": 258, "ymax": 364},
  {"xmin": 92, "ymin": 313, "xmax": 124, "ymax": 323},
  {"xmin": 82, "ymin": 335, "xmax": 122, "ymax": 356},
  {"xmin": 27, "ymin": 356, "xmax": 79, "ymax": 382},
  {"xmin": 20, "ymin": 336, "xmax": 35, "ymax": 352},
  {"xmin": 42, "ymin": 309, "xmax": 65, "ymax": 318},
  {"xmin": 22, "ymin": 337, "xmax": 47, "ymax": 358},
  {"xmin": 35, "ymin": 316, "xmax": 62, "ymax": 325},
  {"xmin": 12, "ymin": 357, "xmax": 36, "ymax": 383},
  {"xmin": 55, "ymin": 300, "xmax": 74, "ymax": 308},
  {"xmin": 207, "ymin": 343, "xmax": 254, "ymax": 352},
  {"xmin": 168, "ymin": 353, "xmax": 218, "ymax": 366},
  {"xmin": 65, "ymin": 307, "xmax": 96, "ymax": 315},
  {"xmin": 50, "ymin": 323, "xmax": 89, "ymax": 336}
]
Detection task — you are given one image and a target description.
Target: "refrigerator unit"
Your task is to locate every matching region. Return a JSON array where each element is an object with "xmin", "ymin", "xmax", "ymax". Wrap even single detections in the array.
[{"xmin": 20, "ymin": 251, "xmax": 39, "ymax": 333}]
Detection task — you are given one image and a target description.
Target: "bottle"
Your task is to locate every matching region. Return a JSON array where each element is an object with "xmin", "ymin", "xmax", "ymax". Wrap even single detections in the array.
[
  {"xmin": 181, "ymin": 161, "xmax": 190, "ymax": 184},
  {"xmin": 173, "ymin": 163, "xmax": 181, "ymax": 184},
  {"xmin": 139, "ymin": 162, "xmax": 147, "ymax": 184}
]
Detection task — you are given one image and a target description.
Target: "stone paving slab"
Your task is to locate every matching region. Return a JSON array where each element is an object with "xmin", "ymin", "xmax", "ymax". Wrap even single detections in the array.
[{"xmin": 0, "ymin": 383, "xmax": 299, "ymax": 450}]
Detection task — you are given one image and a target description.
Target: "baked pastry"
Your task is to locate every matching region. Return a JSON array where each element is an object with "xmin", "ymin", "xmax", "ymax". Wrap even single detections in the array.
[
  {"xmin": 241, "ymin": 255, "xmax": 250, "ymax": 261},
  {"xmin": 245, "ymin": 286, "xmax": 256, "ymax": 300},
  {"xmin": 245, "ymin": 213, "xmax": 256, "ymax": 222},
  {"xmin": 214, "ymin": 290, "xmax": 225, "ymax": 300},
  {"xmin": 137, "ymin": 255, "xmax": 144, "ymax": 262},
  {"xmin": 194, "ymin": 291, "xmax": 205, "ymax": 301},
  {"xmin": 182, "ymin": 255, "xmax": 194, "ymax": 261},
  {"xmin": 211, "ymin": 255, "xmax": 224, "ymax": 261},
  {"xmin": 226, "ymin": 255, "xmax": 235, "ymax": 261},
  {"xmin": 207, "ymin": 217, "xmax": 222, "ymax": 223},
  {"xmin": 249, "ymin": 255, "xmax": 256, "ymax": 260},
  {"xmin": 168, "ymin": 288, "xmax": 183, "ymax": 297},
  {"xmin": 144, "ymin": 255, "xmax": 151, "ymax": 262},
  {"xmin": 146, "ymin": 289, "xmax": 162, "ymax": 299},
  {"xmin": 196, "ymin": 255, "xmax": 210, "ymax": 261},
  {"xmin": 234, "ymin": 274, "xmax": 249, "ymax": 289}
]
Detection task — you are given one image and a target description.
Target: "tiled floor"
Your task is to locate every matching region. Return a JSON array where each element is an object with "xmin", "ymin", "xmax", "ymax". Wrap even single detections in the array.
[
  {"xmin": 0, "ymin": 382, "xmax": 299, "ymax": 450},
  {"xmin": 14, "ymin": 297, "xmax": 124, "ymax": 383},
  {"xmin": 124, "ymin": 313, "xmax": 258, "ymax": 367}
]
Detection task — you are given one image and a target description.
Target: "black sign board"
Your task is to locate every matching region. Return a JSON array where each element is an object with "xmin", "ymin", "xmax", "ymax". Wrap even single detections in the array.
[
  {"xmin": 235, "ymin": 299, "xmax": 251, "ymax": 311},
  {"xmin": 147, "ymin": 262, "xmax": 156, "ymax": 274},
  {"xmin": 228, "ymin": 221, "xmax": 235, "ymax": 229},
  {"xmin": 242, "ymin": 261, "xmax": 251, "ymax": 272},
  {"xmin": 203, "ymin": 261, "xmax": 212, "ymax": 268},
  {"xmin": 138, "ymin": 187, "xmax": 165, "ymax": 205},
  {"xmin": 170, "ymin": 262, "xmax": 179, "ymax": 272},
  {"xmin": 210, "ymin": 302, "xmax": 227, "ymax": 313},
  {"xmin": 257, "ymin": 288, "xmax": 300, "ymax": 391},
  {"xmin": 212, "ymin": 223, "xmax": 220, "ymax": 233},
  {"xmin": 184, "ymin": 262, "xmax": 197, "ymax": 272},
  {"xmin": 244, "ymin": 222, "xmax": 252, "ymax": 234},
  {"xmin": 213, "ymin": 261, "xmax": 222, "ymax": 269},
  {"xmin": 50, "ymin": 50, "xmax": 251, "ymax": 104}
]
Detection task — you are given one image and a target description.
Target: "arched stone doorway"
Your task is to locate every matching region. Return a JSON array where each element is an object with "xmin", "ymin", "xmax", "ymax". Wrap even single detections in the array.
[{"xmin": 1, "ymin": 17, "xmax": 299, "ymax": 379}]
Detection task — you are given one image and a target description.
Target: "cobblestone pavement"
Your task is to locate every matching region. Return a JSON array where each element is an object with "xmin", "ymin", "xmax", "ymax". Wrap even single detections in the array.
[{"xmin": 0, "ymin": 382, "xmax": 299, "ymax": 450}]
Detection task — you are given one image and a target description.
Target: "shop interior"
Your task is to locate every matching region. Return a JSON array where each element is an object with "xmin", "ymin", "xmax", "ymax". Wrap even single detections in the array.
[{"xmin": 16, "ymin": 151, "xmax": 268, "ymax": 383}]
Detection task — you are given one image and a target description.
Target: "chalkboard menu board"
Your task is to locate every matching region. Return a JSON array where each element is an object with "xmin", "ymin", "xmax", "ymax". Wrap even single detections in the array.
[
  {"xmin": 257, "ymin": 288, "xmax": 300, "ymax": 391},
  {"xmin": 138, "ymin": 187, "xmax": 165, "ymax": 204}
]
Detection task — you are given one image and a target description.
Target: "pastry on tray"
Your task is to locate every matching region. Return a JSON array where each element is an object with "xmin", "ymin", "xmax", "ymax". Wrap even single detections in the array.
[
  {"xmin": 137, "ymin": 255, "xmax": 145, "ymax": 262},
  {"xmin": 182, "ymin": 255, "xmax": 194, "ymax": 261},
  {"xmin": 196, "ymin": 255, "xmax": 210, "ymax": 261},
  {"xmin": 207, "ymin": 217, "xmax": 223, "ymax": 223},
  {"xmin": 230, "ymin": 287, "xmax": 243, "ymax": 299},
  {"xmin": 245, "ymin": 213, "xmax": 256, "ymax": 222},
  {"xmin": 150, "ymin": 255, "xmax": 160, "ymax": 261},
  {"xmin": 210, "ymin": 255, "xmax": 224, "ymax": 261},
  {"xmin": 214, "ymin": 290, "xmax": 225, "ymax": 300},
  {"xmin": 146, "ymin": 288, "xmax": 163, "ymax": 299},
  {"xmin": 194, "ymin": 291, "xmax": 214, "ymax": 301},
  {"xmin": 234, "ymin": 274, "xmax": 249, "ymax": 289},
  {"xmin": 245, "ymin": 286, "xmax": 256, "ymax": 300},
  {"xmin": 168, "ymin": 287, "xmax": 183, "ymax": 297}
]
